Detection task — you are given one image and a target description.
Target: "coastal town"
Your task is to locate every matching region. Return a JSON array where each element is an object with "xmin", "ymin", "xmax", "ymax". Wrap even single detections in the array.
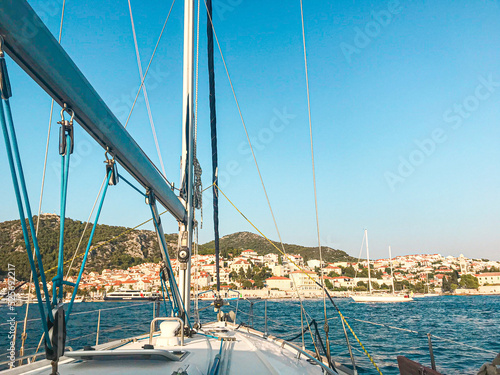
[{"xmin": 3, "ymin": 250, "xmax": 499, "ymax": 301}]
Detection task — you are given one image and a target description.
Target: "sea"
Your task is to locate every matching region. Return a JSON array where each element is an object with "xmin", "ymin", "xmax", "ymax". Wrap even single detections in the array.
[{"xmin": 0, "ymin": 295, "xmax": 498, "ymax": 374}]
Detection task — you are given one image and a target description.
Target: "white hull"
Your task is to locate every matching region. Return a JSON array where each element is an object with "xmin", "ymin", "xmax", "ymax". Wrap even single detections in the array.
[
  {"xmin": 1, "ymin": 321, "xmax": 353, "ymax": 375},
  {"xmin": 351, "ymin": 294, "xmax": 413, "ymax": 303}
]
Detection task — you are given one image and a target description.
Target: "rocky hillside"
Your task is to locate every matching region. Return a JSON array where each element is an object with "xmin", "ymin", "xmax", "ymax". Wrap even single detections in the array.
[
  {"xmin": 0, "ymin": 214, "xmax": 178, "ymax": 280},
  {"xmin": 0, "ymin": 216, "xmax": 355, "ymax": 280},
  {"xmin": 198, "ymin": 231, "xmax": 356, "ymax": 263}
]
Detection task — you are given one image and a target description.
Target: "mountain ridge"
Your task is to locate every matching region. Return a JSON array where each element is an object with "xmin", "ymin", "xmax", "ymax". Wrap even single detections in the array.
[{"xmin": 0, "ymin": 215, "xmax": 355, "ymax": 280}]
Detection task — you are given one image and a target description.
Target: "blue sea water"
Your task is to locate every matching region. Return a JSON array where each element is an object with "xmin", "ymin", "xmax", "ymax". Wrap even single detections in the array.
[{"xmin": 0, "ymin": 295, "xmax": 498, "ymax": 374}]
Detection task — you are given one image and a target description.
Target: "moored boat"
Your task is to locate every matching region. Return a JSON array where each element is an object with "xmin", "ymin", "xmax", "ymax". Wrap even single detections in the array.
[{"xmin": 103, "ymin": 289, "xmax": 160, "ymax": 301}]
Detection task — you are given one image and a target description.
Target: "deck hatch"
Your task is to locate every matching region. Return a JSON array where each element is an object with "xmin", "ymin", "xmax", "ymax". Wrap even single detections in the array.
[{"xmin": 65, "ymin": 349, "xmax": 187, "ymax": 362}]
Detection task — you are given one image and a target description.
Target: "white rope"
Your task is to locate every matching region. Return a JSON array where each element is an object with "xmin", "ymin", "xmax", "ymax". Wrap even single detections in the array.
[
  {"xmin": 124, "ymin": 0, "xmax": 177, "ymax": 129},
  {"xmin": 65, "ymin": 175, "xmax": 107, "ymax": 279},
  {"xmin": 351, "ymin": 231, "xmax": 366, "ymax": 292},
  {"xmin": 298, "ymin": 0, "xmax": 329, "ymax": 325},
  {"xmin": 127, "ymin": 0, "xmax": 167, "ymax": 178}
]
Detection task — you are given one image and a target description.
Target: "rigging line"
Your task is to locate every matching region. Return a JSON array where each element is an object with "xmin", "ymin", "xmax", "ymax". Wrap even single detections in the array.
[
  {"xmin": 65, "ymin": 175, "xmax": 107, "ymax": 279},
  {"xmin": 351, "ymin": 231, "xmax": 366, "ymax": 292},
  {"xmin": 202, "ymin": 0, "xmax": 285, "ymax": 253},
  {"xmin": 127, "ymin": 0, "xmax": 167, "ymax": 178},
  {"xmin": 206, "ymin": 0, "xmax": 220, "ymax": 295},
  {"xmin": 23, "ymin": 0, "xmax": 67, "ymax": 361},
  {"xmin": 202, "ymin": 2, "xmax": 311, "ymax": 332},
  {"xmin": 298, "ymin": 0, "xmax": 330, "ymax": 356},
  {"xmin": 212, "ymin": 183, "xmax": 326, "ymax": 360},
  {"xmin": 124, "ymin": 0, "xmax": 176, "ymax": 129}
]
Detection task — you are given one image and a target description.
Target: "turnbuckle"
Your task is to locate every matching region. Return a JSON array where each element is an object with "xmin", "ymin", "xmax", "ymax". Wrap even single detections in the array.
[
  {"xmin": 104, "ymin": 149, "xmax": 119, "ymax": 185},
  {"xmin": 0, "ymin": 35, "xmax": 12, "ymax": 100},
  {"xmin": 58, "ymin": 106, "xmax": 74, "ymax": 155}
]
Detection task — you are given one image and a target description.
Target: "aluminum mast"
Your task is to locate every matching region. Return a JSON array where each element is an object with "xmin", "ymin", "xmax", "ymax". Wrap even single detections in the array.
[
  {"xmin": 178, "ymin": 0, "xmax": 195, "ymax": 319},
  {"xmin": 365, "ymin": 229, "xmax": 373, "ymax": 294}
]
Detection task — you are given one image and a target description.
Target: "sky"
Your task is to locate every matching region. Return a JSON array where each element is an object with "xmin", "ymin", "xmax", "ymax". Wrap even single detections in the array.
[{"xmin": 1, "ymin": 0, "xmax": 499, "ymax": 261}]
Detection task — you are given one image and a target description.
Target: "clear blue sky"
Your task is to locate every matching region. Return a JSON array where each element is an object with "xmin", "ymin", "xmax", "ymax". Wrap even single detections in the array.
[{"xmin": 1, "ymin": 0, "xmax": 499, "ymax": 261}]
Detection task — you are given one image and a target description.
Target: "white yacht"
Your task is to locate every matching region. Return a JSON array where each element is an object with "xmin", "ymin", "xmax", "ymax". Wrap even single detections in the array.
[
  {"xmin": 104, "ymin": 290, "xmax": 161, "ymax": 301},
  {"xmin": 351, "ymin": 231, "xmax": 414, "ymax": 303}
]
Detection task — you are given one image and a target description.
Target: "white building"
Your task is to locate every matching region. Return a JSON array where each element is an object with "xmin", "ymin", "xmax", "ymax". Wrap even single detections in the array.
[
  {"xmin": 475, "ymin": 273, "xmax": 500, "ymax": 286},
  {"xmin": 307, "ymin": 259, "xmax": 322, "ymax": 269},
  {"xmin": 230, "ymin": 259, "xmax": 251, "ymax": 273},
  {"xmin": 289, "ymin": 271, "xmax": 320, "ymax": 291},
  {"xmin": 240, "ymin": 249, "xmax": 258, "ymax": 258},
  {"xmin": 328, "ymin": 276, "xmax": 355, "ymax": 289},
  {"xmin": 272, "ymin": 265, "xmax": 287, "ymax": 277},
  {"xmin": 266, "ymin": 276, "xmax": 292, "ymax": 291}
]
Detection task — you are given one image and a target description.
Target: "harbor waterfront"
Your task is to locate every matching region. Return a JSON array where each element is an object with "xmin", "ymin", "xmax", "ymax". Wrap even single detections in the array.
[{"xmin": 1, "ymin": 295, "xmax": 498, "ymax": 374}]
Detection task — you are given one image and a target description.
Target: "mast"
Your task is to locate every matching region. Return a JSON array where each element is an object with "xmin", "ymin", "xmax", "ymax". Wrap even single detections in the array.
[
  {"xmin": 365, "ymin": 229, "xmax": 372, "ymax": 294},
  {"xmin": 178, "ymin": 0, "xmax": 195, "ymax": 319},
  {"xmin": 389, "ymin": 246, "xmax": 395, "ymax": 294}
]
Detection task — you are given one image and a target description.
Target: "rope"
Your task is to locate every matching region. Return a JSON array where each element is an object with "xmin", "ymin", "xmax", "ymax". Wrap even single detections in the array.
[
  {"xmin": 22, "ymin": 3, "xmax": 68, "ymax": 356},
  {"xmin": 66, "ymin": 170, "xmax": 113, "ymax": 321},
  {"xmin": 160, "ymin": 272, "xmax": 171, "ymax": 316},
  {"xmin": 202, "ymin": 0, "xmax": 287, "ymax": 262},
  {"xmin": 339, "ymin": 316, "xmax": 498, "ymax": 355},
  {"xmin": 202, "ymin": 3, "xmax": 312, "ymax": 350},
  {"xmin": 127, "ymin": 0, "xmax": 167, "ymax": 178},
  {"xmin": 298, "ymin": 0, "xmax": 332, "ymax": 366},
  {"xmin": 54, "ymin": 133, "xmax": 72, "ymax": 303},
  {"xmin": 66, "ymin": 175, "xmax": 107, "ymax": 279},
  {"xmin": 0, "ymin": 70, "xmax": 53, "ymax": 347},
  {"xmin": 206, "ymin": 0, "xmax": 220, "ymax": 295},
  {"xmin": 149, "ymin": 202, "xmax": 188, "ymax": 324},
  {"xmin": 213, "ymin": 183, "xmax": 383, "ymax": 374},
  {"xmin": 124, "ymin": 0, "xmax": 176, "ymax": 129},
  {"xmin": 118, "ymin": 173, "xmax": 147, "ymax": 197}
]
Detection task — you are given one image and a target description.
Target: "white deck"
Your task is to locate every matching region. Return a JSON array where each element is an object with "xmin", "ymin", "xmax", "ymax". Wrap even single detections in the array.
[{"xmin": 2, "ymin": 322, "xmax": 352, "ymax": 375}]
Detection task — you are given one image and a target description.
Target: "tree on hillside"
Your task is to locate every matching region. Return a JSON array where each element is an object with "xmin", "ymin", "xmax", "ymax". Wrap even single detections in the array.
[
  {"xmin": 459, "ymin": 274, "xmax": 479, "ymax": 289},
  {"xmin": 242, "ymin": 280, "xmax": 253, "ymax": 289},
  {"xmin": 342, "ymin": 266, "xmax": 356, "ymax": 277},
  {"xmin": 238, "ymin": 268, "xmax": 246, "ymax": 280}
]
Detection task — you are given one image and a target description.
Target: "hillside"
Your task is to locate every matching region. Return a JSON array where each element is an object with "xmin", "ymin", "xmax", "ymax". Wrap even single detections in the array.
[
  {"xmin": 0, "ymin": 216, "xmax": 355, "ymax": 280},
  {"xmin": 198, "ymin": 231, "xmax": 356, "ymax": 263},
  {"xmin": 0, "ymin": 214, "xmax": 178, "ymax": 280}
]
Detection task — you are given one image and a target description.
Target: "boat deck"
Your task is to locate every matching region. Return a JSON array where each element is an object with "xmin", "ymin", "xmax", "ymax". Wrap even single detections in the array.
[{"xmin": 2, "ymin": 322, "xmax": 352, "ymax": 375}]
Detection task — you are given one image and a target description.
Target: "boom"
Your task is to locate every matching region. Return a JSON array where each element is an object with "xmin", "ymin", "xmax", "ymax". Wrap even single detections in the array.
[{"xmin": 0, "ymin": 0, "xmax": 187, "ymax": 223}]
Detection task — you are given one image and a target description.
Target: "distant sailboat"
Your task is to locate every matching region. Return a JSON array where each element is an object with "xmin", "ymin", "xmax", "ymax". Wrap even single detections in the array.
[{"xmin": 351, "ymin": 230, "xmax": 413, "ymax": 303}]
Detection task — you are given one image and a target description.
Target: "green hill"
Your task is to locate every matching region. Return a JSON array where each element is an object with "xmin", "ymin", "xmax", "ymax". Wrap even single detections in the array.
[
  {"xmin": 198, "ymin": 231, "xmax": 356, "ymax": 263},
  {"xmin": 0, "ymin": 215, "xmax": 355, "ymax": 280}
]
